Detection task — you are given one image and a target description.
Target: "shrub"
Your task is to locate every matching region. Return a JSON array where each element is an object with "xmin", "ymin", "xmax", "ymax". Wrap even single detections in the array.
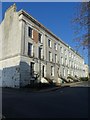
[{"xmin": 80, "ymin": 77, "xmax": 88, "ymax": 81}]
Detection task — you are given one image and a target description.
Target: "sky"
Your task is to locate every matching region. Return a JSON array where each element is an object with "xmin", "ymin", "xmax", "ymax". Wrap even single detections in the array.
[{"xmin": 1, "ymin": 2, "xmax": 88, "ymax": 64}]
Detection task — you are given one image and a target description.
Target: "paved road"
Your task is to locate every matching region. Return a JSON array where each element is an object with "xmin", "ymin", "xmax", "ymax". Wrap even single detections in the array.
[{"xmin": 2, "ymin": 81, "xmax": 89, "ymax": 118}]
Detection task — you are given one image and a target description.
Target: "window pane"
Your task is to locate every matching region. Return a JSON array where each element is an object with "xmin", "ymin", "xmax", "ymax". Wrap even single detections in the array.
[
  {"xmin": 48, "ymin": 39, "xmax": 51, "ymax": 47},
  {"xmin": 28, "ymin": 27, "xmax": 32, "ymax": 37},
  {"xmin": 28, "ymin": 43, "xmax": 32, "ymax": 56},
  {"xmin": 55, "ymin": 54, "xmax": 57, "ymax": 63},
  {"xmin": 51, "ymin": 66, "xmax": 54, "ymax": 76},
  {"xmin": 49, "ymin": 51, "xmax": 52, "ymax": 61},
  {"xmin": 42, "ymin": 65, "xmax": 45, "ymax": 77},
  {"xmin": 54, "ymin": 43, "xmax": 57, "ymax": 50},
  {"xmin": 31, "ymin": 62, "xmax": 34, "ymax": 76},
  {"xmin": 39, "ymin": 33, "xmax": 42, "ymax": 43},
  {"xmin": 39, "ymin": 47, "xmax": 42, "ymax": 59}
]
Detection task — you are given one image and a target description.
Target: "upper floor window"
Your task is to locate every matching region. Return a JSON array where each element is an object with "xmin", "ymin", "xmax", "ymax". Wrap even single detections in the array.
[
  {"xmin": 55, "ymin": 54, "xmax": 58, "ymax": 63},
  {"xmin": 72, "ymin": 62, "xmax": 74, "ymax": 68},
  {"xmin": 49, "ymin": 51, "xmax": 52, "ymax": 62},
  {"xmin": 69, "ymin": 60, "xmax": 71, "ymax": 67},
  {"xmin": 61, "ymin": 57, "xmax": 63, "ymax": 65},
  {"xmin": 28, "ymin": 43, "xmax": 33, "ymax": 57},
  {"xmin": 65, "ymin": 58, "xmax": 67, "ymax": 65},
  {"xmin": 69, "ymin": 52, "xmax": 71, "ymax": 57},
  {"xmin": 72, "ymin": 54, "xmax": 73, "ymax": 59},
  {"xmin": 39, "ymin": 47, "xmax": 43, "ymax": 59},
  {"xmin": 38, "ymin": 33, "xmax": 42, "ymax": 43},
  {"xmin": 54, "ymin": 43, "xmax": 57, "ymax": 50},
  {"xmin": 65, "ymin": 49, "xmax": 67, "ymax": 55},
  {"xmin": 28, "ymin": 26, "xmax": 33, "ymax": 38},
  {"xmin": 75, "ymin": 64, "xmax": 76, "ymax": 69},
  {"xmin": 60, "ymin": 46, "xmax": 63, "ymax": 53},
  {"xmin": 48, "ymin": 39, "xmax": 51, "ymax": 48}
]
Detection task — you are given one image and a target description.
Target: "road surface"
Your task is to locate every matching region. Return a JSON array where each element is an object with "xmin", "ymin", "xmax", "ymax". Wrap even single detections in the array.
[{"xmin": 2, "ymin": 81, "xmax": 89, "ymax": 118}]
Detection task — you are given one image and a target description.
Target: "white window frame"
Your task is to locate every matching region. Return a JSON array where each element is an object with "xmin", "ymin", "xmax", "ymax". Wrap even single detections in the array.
[
  {"xmin": 55, "ymin": 54, "xmax": 58, "ymax": 63},
  {"xmin": 61, "ymin": 57, "xmax": 63, "ymax": 65},
  {"xmin": 65, "ymin": 58, "xmax": 67, "ymax": 66},
  {"xmin": 48, "ymin": 39, "xmax": 51, "ymax": 48},
  {"xmin": 51, "ymin": 66, "xmax": 54, "ymax": 76},
  {"xmin": 39, "ymin": 33, "xmax": 42, "ymax": 43},
  {"xmin": 39, "ymin": 47, "xmax": 43, "ymax": 59},
  {"xmin": 54, "ymin": 43, "xmax": 58, "ymax": 50},
  {"xmin": 49, "ymin": 51, "xmax": 52, "ymax": 62},
  {"xmin": 60, "ymin": 46, "xmax": 63, "ymax": 53},
  {"xmin": 28, "ymin": 42, "xmax": 33, "ymax": 57},
  {"xmin": 28, "ymin": 26, "xmax": 33, "ymax": 38},
  {"xmin": 63, "ymin": 68, "xmax": 65, "ymax": 77}
]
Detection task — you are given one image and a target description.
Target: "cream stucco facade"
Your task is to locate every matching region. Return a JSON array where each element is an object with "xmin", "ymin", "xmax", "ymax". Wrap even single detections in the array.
[{"xmin": 0, "ymin": 4, "xmax": 88, "ymax": 88}]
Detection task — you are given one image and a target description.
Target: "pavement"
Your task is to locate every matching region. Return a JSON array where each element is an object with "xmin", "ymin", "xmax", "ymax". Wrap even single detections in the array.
[
  {"xmin": 1, "ymin": 81, "xmax": 88, "ymax": 94},
  {"xmin": 37, "ymin": 81, "xmax": 85, "ymax": 92}
]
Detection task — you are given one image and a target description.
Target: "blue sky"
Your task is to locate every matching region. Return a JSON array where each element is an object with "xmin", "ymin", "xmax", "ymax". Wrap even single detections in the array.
[{"xmin": 1, "ymin": 2, "xmax": 88, "ymax": 64}]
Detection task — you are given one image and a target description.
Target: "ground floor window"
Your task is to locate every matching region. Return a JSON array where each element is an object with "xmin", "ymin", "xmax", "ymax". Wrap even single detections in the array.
[
  {"xmin": 51, "ymin": 66, "xmax": 54, "ymax": 76},
  {"xmin": 63, "ymin": 68, "xmax": 65, "ymax": 77},
  {"xmin": 71, "ymin": 71, "xmax": 73, "ymax": 76},
  {"xmin": 67, "ymin": 69, "xmax": 70, "ymax": 76},
  {"xmin": 30, "ymin": 62, "xmax": 34, "ymax": 77},
  {"xmin": 42, "ymin": 65, "xmax": 45, "ymax": 77}
]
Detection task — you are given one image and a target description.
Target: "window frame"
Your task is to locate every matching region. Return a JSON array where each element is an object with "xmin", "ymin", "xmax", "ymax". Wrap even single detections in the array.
[
  {"xmin": 38, "ymin": 33, "xmax": 42, "ymax": 43},
  {"xmin": 51, "ymin": 66, "xmax": 54, "ymax": 76},
  {"xmin": 49, "ymin": 51, "xmax": 52, "ymax": 62},
  {"xmin": 28, "ymin": 42, "xmax": 33, "ymax": 57},
  {"xmin": 54, "ymin": 43, "xmax": 58, "ymax": 50},
  {"xmin": 60, "ymin": 46, "xmax": 63, "ymax": 53},
  {"xmin": 39, "ymin": 47, "xmax": 42, "ymax": 59},
  {"xmin": 48, "ymin": 39, "xmax": 51, "ymax": 48},
  {"xmin": 55, "ymin": 54, "xmax": 58, "ymax": 63},
  {"xmin": 28, "ymin": 26, "xmax": 33, "ymax": 38}
]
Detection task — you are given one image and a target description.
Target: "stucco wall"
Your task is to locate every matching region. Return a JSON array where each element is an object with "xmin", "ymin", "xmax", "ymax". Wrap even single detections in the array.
[
  {"xmin": 1, "ymin": 56, "xmax": 20, "ymax": 88},
  {"xmin": 0, "ymin": 4, "xmax": 22, "ymax": 87},
  {"xmin": 1, "ymin": 4, "xmax": 21, "ymax": 60}
]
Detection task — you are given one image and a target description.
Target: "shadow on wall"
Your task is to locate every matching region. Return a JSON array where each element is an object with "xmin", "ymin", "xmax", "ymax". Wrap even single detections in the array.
[
  {"xmin": 0, "ymin": 61, "xmax": 33, "ymax": 88},
  {"xmin": 20, "ymin": 61, "xmax": 31, "ymax": 87},
  {"xmin": 20, "ymin": 61, "xmax": 40, "ymax": 87},
  {"xmin": 1, "ymin": 65, "xmax": 20, "ymax": 88}
]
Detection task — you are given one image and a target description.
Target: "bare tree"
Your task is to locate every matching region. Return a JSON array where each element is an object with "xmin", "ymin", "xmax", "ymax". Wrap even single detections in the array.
[
  {"xmin": 72, "ymin": 1, "xmax": 90, "ymax": 76},
  {"xmin": 72, "ymin": 1, "xmax": 90, "ymax": 50}
]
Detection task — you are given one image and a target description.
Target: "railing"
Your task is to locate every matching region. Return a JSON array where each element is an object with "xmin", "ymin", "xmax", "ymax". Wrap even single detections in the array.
[
  {"xmin": 60, "ymin": 75, "xmax": 69, "ymax": 83},
  {"xmin": 44, "ymin": 77, "xmax": 53, "ymax": 84},
  {"xmin": 67, "ymin": 75, "xmax": 79, "ymax": 82}
]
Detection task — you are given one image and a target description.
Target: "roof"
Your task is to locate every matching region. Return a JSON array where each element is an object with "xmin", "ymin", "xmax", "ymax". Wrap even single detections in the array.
[{"xmin": 18, "ymin": 9, "xmax": 83, "ymax": 59}]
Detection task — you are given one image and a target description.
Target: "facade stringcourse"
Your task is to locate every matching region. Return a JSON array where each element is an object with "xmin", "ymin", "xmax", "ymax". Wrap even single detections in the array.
[{"xmin": 0, "ymin": 4, "xmax": 89, "ymax": 88}]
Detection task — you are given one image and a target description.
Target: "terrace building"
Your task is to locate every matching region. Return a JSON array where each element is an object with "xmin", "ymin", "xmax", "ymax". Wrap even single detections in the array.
[{"xmin": 0, "ymin": 4, "xmax": 88, "ymax": 88}]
